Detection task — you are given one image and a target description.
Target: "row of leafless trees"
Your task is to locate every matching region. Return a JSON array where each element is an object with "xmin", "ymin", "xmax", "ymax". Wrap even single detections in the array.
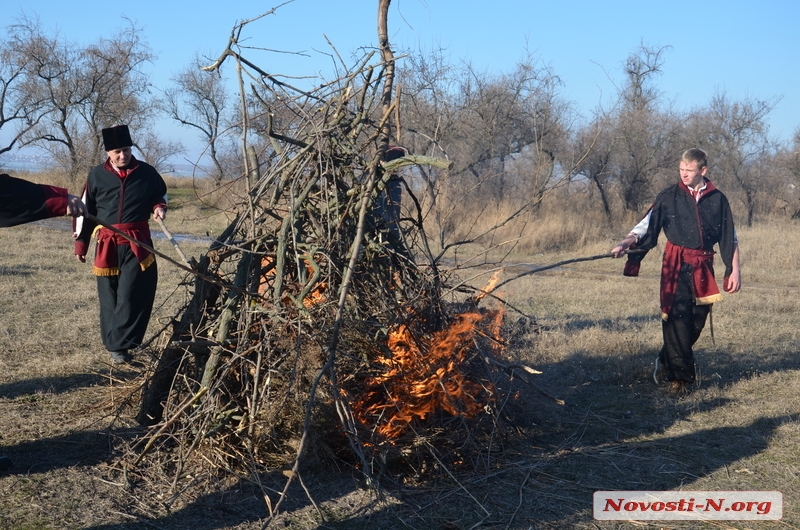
[
  {"xmin": 2, "ymin": 14, "xmax": 800, "ymax": 226},
  {"xmin": 0, "ymin": 15, "xmax": 180, "ymax": 182}
]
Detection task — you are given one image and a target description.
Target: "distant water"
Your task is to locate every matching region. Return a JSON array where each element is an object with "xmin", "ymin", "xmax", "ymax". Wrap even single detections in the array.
[
  {"xmin": 1, "ymin": 156, "xmax": 202, "ymax": 178},
  {"xmin": 30, "ymin": 217, "xmax": 212, "ymax": 246},
  {"xmin": 1, "ymin": 158, "xmax": 50, "ymax": 174}
]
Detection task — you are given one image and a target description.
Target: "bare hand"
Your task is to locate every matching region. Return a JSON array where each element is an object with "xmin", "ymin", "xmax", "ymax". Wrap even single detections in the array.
[
  {"xmin": 153, "ymin": 206, "xmax": 166, "ymax": 221},
  {"xmin": 724, "ymin": 269, "xmax": 741, "ymax": 293},
  {"xmin": 75, "ymin": 254, "xmax": 86, "ymax": 263},
  {"xmin": 724, "ymin": 244, "xmax": 742, "ymax": 293},
  {"xmin": 611, "ymin": 235, "xmax": 637, "ymax": 258},
  {"xmin": 66, "ymin": 195, "xmax": 86, "ymax": 217}
]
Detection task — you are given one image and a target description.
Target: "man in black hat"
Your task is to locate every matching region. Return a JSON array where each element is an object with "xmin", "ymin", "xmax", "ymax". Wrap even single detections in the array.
[{"xmin": 74, "ymin": 124, "xmax": 168, "ymax": 364}]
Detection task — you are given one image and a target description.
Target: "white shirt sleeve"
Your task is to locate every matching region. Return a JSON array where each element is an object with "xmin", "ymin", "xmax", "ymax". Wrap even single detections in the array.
[{"xmin": 628, "ymin": 211, "xmax": 652, "ymax": 243}]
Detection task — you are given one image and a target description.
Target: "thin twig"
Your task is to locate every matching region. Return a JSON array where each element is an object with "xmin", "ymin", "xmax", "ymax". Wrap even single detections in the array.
[
  {"xmin": 132, "ymin": 387, "xmax": 208, "ymax": 465},
  {"xmin": 506, "ymin": 469, "xmax": 532, "ymax": 530},
  {"xmin": 424, "ymin": 442, "xmax": 492, "ymax": 518},
  {"xmin": 484, "ymin": 356, "xmax": 565, "ymax": 405}
]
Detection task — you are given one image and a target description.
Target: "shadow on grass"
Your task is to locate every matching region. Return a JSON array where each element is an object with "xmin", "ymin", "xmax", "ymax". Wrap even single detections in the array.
[
  {"xmin": 0, "ymin": 372, "xmax": 109, "ymax": 400},
  {"xmin": 82, "ymin": 334, "xmax": 800, "ymax": 529},
  {"xmin": 2, "ymin": 430, "xmax": 117, "ymax": 475},
  {"xmin": 310, "ymin": 333, "xmax": 800, "ymax": 529},
  {"xmin": 294, "ymin": 311, "xmax": 800, "ymax": 528},
  {"xmin": 5, "ymin": 313, "xmax": 800, "ymax": 529},
  {"xmin": 0, "ymin": 265, "xmax": 37, "ymax": 277},
  {"xmin": 564, "ymin": 313, "xmax": 661, "ymax": 332},
  {"xmin": 322, "ymin": 420, "xmax": 790, "ymax": 530},
  {"xmin": 79, "ymin": 471, "xmax": 369, "ymax": 530}
]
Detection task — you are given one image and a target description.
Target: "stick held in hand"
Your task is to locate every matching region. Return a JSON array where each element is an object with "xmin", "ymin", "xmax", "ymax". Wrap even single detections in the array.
[{"xmin": 155, "ymin": 217, "xmax": 191, "ymax": 266}]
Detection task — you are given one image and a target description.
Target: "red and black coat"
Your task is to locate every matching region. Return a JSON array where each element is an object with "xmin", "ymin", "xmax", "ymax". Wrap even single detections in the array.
[
  {"xmin": 74, "ymin": 157, "xmax": 167, "ymax": 258},
  {"xmin": 626, "ymin": 179, "xmax": 737, "ymax": 279},
  {"xmin": 1, "ymin": 174, "xmax": 68, "ymax": 227}
]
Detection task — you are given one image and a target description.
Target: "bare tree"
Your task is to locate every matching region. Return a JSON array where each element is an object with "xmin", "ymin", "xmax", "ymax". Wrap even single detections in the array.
[
  {"xmin": 690, "ymin": 92, "xmax": 778, "ymax": 226},
  {"xmin": 10, "ymin": 15, "xmax": 162, "ymax": 183},
  {"xmin": 775, "ymin": 128, "xmax": 800, "ymax": 217},
  {"xmin": 621, "ymin": 44, "xmax": 670, "ymax": 111},
  {"xmin": 446, "ymin": 56, "xmax": 569, "ymax": 203},
  {"xmin": 397, "ymin": 49, "xmax": 574, "ymax": 253},
  {"xmin": 573, "ymin": 114, "xmax": 617, "ymax": 221},
  {"xmin": 0, "ymin": 24, "xmax": 48, "ymax": 156},
  {"xmin": 612, "ymin": 44, "xmax": 680, "ymax": 212},
  {"xmin": 162, "ymin": 58, "xmax": 235, "ymax": 185},
  {"xmin": 394, "ymin": 47, "xmax": 458, "ymax": 237},
  {"xmin": 136, "ymin": 129, "xmax": 183, "ymax": 173}
]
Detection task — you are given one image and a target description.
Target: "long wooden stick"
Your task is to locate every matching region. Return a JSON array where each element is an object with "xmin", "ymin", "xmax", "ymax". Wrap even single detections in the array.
[
  {"xmin": 84, "ymin": 213, "xmax": 191, "ymax": 271},
  {"xmin": 83, "ymin": 213, "xmax": 257, "ymax": 297},
  {"xmin": 155, "ymin": 217, "xmax": 191, "ymax": 266},
  {"xmin": 490, "ymin": 249, "xmax": 646, "ymax": 293}
]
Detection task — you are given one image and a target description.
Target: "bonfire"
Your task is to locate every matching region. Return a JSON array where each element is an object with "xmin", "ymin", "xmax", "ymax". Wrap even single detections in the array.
[
  {"xmin": 352, "ymin": 273, "xmax": 506, "ymax": 441},
  {"xmin": 124, "ymin": 4, "xmax": 547, "ymax": 518}
]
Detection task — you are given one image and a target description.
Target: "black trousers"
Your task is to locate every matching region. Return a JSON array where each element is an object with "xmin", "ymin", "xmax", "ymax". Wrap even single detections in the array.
[
  {"xmin": 659, "ymin": 263, "xmax": 710, "ymax": 383},
  {"xmin": 96, "ymin": 245, "xmax": 158, "ymax": 352}
]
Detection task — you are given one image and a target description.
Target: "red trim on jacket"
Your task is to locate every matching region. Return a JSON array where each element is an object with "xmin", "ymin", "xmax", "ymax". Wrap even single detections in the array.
[
  {"xmin": 40, "ymin": 185, "xmax": 69, "ymax": 218},
  {"xmin": 102, "ymin": 158, "xmax": 168, "ymax": 215}
]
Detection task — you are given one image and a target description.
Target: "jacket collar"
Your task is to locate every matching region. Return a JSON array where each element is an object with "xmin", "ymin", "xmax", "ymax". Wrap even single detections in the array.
[{"xmin": 678, "ymin": 177, "xmax": 716, "ymax": 198}]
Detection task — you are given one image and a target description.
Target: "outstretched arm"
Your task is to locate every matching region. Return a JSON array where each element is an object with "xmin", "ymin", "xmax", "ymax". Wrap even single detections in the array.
[{"xmin": 611, "ymin": 209, "xmax": 652, "ymax": 258}]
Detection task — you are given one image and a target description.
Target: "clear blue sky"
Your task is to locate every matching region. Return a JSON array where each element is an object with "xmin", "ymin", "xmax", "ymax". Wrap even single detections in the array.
[{"xmin": 6, "ymin": 0, "xmax": 800, "ymax": 158}]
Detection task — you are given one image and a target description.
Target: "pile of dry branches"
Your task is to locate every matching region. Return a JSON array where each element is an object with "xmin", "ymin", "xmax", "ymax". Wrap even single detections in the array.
[{"xmin": 125, "ymin": 3, "xmax": 540, "ymax": 505}]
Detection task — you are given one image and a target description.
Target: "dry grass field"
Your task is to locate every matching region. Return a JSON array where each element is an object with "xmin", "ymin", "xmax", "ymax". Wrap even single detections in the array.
[{"xmin": 1, "ymin": 180, "xmax": 800, "ymax": 529}]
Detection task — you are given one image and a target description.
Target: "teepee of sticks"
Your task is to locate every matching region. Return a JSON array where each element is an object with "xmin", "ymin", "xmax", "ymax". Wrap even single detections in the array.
[{"xmin": 130, "ymin": 1, "xmax": 544, "ymax": 491}]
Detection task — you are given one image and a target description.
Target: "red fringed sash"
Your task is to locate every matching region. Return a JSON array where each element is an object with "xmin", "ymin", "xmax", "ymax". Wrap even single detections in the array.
[
  {"xmin": 660, "ymin": 241, "xmax": 722, "ymax": 320},
  {"xmin": 93, "ymin": 221, "xmax": 155, "ymax": 276}
]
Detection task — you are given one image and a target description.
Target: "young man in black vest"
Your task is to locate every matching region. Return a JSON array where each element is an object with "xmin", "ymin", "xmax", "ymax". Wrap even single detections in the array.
[{"xmin": 612, "ymin": 148, "xmax": 741, "ymax": 396}]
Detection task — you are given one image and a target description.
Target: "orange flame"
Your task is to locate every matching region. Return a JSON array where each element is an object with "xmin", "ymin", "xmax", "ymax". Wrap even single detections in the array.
[
  {"xmin": 354, "ymin": 303, "xmax": 506, "ymax": 440},
  {"xmin": 258, "ymin": 255, "xmax": 327, "ymax": 307},
  {"xmin": 302, "ymin": 282, "xmax": 327, "ymax": 308}
]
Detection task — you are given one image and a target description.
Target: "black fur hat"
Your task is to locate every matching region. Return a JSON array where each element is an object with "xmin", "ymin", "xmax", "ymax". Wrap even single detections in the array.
[
  {"xmin": 383, "ymin": 145, "xmax": 407, "ymax": 162},
  {"xmin": 102, "ymin": 125, "xmax": 133, "ymax": 151}
]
